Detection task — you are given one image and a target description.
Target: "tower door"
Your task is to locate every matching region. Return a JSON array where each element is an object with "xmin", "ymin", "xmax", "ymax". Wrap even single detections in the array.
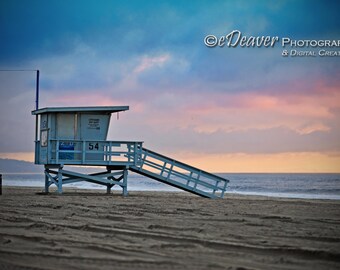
[
  {"xmin": 56, "ymin": 113, "xmax": 77, "ymax": 160},
  {"xmin": 56, "ymin": 113, "xmax": 76, "ymax": 139}
]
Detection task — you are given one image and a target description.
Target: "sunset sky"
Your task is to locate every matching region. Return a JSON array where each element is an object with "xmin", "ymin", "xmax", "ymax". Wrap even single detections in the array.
[{"xmin": 0, "ymin": 0, "xmax": 339, "ymax": 172}]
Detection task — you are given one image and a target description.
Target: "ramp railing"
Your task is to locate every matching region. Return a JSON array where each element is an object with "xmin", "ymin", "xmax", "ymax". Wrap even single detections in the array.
[{"xmin": 131, "ymin": 148, "xmax": 229, "ymax": 198}]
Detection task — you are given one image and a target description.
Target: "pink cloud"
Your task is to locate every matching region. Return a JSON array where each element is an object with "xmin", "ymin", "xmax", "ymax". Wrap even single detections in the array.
[
  {"xmin": 134, "ymin": 54, "xmax": 171, "ymax": 73},
  {"xmin": 145, "ymin": 79, "xmax": 340, "ymax": 134}
]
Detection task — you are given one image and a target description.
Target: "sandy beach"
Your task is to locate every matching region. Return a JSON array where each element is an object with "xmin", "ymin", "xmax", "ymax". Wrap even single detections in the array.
[{"xmin": 0, "ymin": 187, "xmax": 340, "ymax": 270}]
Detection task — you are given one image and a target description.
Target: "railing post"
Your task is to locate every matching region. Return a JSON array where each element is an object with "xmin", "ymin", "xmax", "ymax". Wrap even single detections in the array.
[
  {"xmin": 140, "ymin": 148, "xmax": 148, "ymax": 168},
  {"xmin": 222, "ymin": 180, "xmax": 228, "ymax": 198},
  {"xmin": 0, "ymin": 174, "xmax": 2, "ymax": 195},
  {"xmin": 109, "ymin": 141, "xmax": 112, "ymax": 164},
  {"xmin": 160, "ymin": 162, "xmax": 167, "ymax": 177},
  {"xmin": 137, "ymin": 143, "xmax": 142, "ymax": 165},
  {"xmin": 127, "ymin": 143, "xmax": 131, "ymax": 164},
  {"xmin": 56, "ymin": 140, "xmax": 59, "ymax": 163},
  {"xmin": 166, "ymin": 162, "xmax": 174, "ymax": 180},
  {"xmin": 103, "ymin": 142, "xmax": 106, "ymax": 161},
  {"xmin": 187, "ymin": 171, "xmax": 193, "ymax": 186},
  {"xmin": 82, "ymin": 141, "xmax": 86, "ymax": 164},
  {"xmin": 213, "ymin": 179, "xmax": 219, "ymax": 195},
  {"xmin": 134, "ymin": 142, "xmax": 137, "ymax": 166},
  {"xmin": 193, "ymin": 170, "xmax": 200, "ymax": 190}
]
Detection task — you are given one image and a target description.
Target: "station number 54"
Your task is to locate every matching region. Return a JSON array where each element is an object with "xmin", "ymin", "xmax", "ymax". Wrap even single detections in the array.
[{"xmin": 88, "ymin": 143, "xmax": 99, "ymax": 150}]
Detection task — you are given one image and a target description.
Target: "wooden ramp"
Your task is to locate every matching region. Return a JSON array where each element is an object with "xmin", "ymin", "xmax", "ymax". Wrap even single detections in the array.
[
  {"xmin": 130, "ymin": 148, "xmax": 229, "ymax": 199},
  {"xmin": 40, "ymin": 139, "xmax": 229, "ymax": 198}
]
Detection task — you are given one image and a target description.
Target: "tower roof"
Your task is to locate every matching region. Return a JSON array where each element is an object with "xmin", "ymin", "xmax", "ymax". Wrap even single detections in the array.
[{"xmin": 32, "ymin": 106, "xmax": 129, "ymax": 115}]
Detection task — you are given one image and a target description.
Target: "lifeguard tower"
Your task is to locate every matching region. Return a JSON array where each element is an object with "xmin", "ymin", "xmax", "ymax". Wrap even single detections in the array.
[{"xmin": 32, "ymin": 106, "xmax": 229, "ymax": 198}]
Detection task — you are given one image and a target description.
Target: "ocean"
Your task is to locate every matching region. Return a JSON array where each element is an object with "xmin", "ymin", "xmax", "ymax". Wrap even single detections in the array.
[{"xmin": 2, "ymin": 172, "xmax": 340, "ymax": 200}]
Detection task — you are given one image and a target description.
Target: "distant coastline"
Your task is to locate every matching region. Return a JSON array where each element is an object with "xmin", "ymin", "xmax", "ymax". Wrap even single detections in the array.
[{"xmin": 0, "ymin": 158, "xmax": 40, "ymax": 173}]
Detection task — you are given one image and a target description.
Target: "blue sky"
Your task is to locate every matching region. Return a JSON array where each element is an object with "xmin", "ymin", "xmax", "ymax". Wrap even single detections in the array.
[{"xmin": 1, "ymin": 0, "xmax": 339, "ymax": 172}]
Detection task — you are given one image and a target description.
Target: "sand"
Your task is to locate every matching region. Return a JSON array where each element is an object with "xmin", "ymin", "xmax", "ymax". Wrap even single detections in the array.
[{"xmin": 0, "ymin": 187, "xmax": 340, "ymax": 270}]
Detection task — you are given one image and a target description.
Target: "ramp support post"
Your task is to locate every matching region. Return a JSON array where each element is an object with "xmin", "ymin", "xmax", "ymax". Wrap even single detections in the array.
[
  {"xmin": 44, "ymin": 164, "xmax": 63, "ymax": 194},
  {"xmin": 57, "ymin": 166, "xmax": 63, "ymax": 194},
  {"xmin": 45, "ymin": 171, "xmax": 50, "ymax": 193},
  {"xmin": 44, "ymin": 172, "xmax": 49, "ymax": 193},
  {"xmin": 106, "ymin": 168, "xmax": 112, "ymax": 194},
  {"xmin": 123, "ymin": 168, "xmax": 128, "ymax": 196}
]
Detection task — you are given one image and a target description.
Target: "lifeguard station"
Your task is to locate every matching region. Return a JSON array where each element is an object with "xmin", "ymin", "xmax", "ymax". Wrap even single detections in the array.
[{"xmin": 32, "ymin": 106, "xmax": 229, "ymax": 198}]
